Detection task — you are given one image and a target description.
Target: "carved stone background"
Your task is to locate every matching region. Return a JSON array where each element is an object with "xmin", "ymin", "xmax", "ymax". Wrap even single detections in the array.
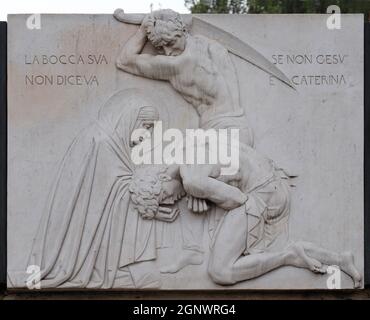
[{"xmin": 7, "ymin": 14, "xmax": 364, "ymax": 289}]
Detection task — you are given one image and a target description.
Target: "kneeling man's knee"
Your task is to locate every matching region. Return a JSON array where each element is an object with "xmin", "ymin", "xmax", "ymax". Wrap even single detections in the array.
[{"xmin": 208, "ymin": 260, "xmax": 235, "ymax": 285}]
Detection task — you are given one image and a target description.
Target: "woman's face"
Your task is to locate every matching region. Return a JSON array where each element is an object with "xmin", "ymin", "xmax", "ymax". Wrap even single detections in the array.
[{"xmin": 130, "ymin": 119, "xmax": 157, "ymax": 147}]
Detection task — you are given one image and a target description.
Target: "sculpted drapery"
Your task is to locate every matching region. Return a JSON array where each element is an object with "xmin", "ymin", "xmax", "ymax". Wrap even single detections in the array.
[{"xmin": 21, "ymin": 89, "xmax": 160, "ymax": 288}]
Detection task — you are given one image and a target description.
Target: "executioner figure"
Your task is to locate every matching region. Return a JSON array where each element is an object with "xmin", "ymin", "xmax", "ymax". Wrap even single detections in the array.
[{"xmin": 115, "ymin": 9, "xmax": 254, "ymax": 147}]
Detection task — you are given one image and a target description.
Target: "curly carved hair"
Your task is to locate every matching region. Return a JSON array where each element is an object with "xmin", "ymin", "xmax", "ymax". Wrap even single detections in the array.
[
  {"xmin": 144, "ymin": 9, "xmax": 187, "ymax": 48},
  {"xmin": 129, "ymin": 165, "xmax": 172, "ymax": 220}
]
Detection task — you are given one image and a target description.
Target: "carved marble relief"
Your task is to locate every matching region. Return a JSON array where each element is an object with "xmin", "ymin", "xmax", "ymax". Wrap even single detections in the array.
[{"xmin": 7, "ymin": 10, "xmax": 364, "ymax": 289}]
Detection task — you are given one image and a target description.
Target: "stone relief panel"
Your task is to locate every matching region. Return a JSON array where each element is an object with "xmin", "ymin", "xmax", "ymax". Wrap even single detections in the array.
[{"xmin": 7, "ymin": 11, "xmax": 364, "ymax": 289}]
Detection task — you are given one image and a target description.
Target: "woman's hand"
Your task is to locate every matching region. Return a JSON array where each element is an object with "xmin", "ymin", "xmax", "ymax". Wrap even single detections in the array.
[{"xmin": 155, "ymin": 206, "xmax": 179, "ymax": 222}]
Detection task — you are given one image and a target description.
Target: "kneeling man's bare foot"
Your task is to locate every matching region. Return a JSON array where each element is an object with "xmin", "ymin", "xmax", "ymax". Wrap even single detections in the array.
[
  {"xmin": 160, "ymin": 250, "xmax": 203, "ymax": 274},
  {"xmin": 285, "ymin": 242, "xmax": 326, "ymax": 274},
  {"xmin": 339, "ymin": 251, "xmax": 362, "ymax": 288}
]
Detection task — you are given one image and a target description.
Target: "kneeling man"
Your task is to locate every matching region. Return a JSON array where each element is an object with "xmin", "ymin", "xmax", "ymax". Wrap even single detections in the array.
[{"xmin": 141, "ymin": 143, "xmax": 361, "ymax": 287}]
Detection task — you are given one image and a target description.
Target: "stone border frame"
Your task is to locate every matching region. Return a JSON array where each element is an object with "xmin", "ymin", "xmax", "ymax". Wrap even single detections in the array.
[
  {"xmin": 0, "ymin": 21, "xmax": 369, "ymax": 297},
  {"xmin": 0, "ymin": 21, "xmax": 7, "ymax": 294},
  {"xmin": 365, "ymin": 22, "xmax": 370, "ymax": 288}
]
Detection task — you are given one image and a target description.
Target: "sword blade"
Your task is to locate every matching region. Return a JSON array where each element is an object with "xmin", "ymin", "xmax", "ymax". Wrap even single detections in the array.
[{"xmin": 191, "ymin": 17, "xmax": 294, "ymax": 89}]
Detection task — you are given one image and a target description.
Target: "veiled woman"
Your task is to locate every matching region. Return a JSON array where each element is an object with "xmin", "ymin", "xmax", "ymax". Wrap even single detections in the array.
[{"xmin": 23, "ymin": 88, "xmax": 164, "ymax": 289}]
